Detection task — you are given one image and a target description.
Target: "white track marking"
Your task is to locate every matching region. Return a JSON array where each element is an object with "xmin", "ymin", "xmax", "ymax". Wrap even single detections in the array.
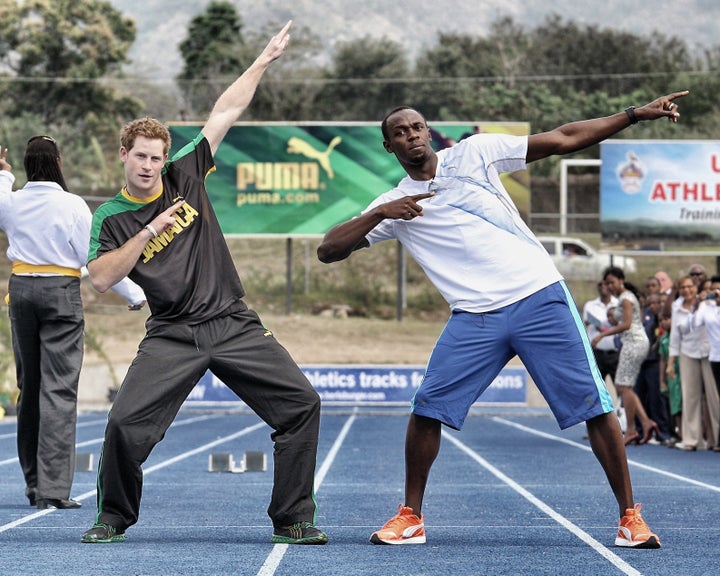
[
  {"xmin": 0, "ymin": 414, "xmax": 220, "ymax": 466},
  {"xmin": 442, "ymin": 430, "xmax": 644, "ymax": 576},
  {"xmin": 256, "ymin": 409, "xmax": 358, "ymax": 576},
  {"xmin": 494, "ymin": 417, "xmax": 720, "ymax": 492},
  {"xmin": 0, "ymin": 419, "xmax": 265, "ymax": 534}
]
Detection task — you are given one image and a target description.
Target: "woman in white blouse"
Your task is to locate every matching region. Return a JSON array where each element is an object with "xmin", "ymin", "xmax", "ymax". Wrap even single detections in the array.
[
  {"xmin": 669, "ymin": 275, "xmax": 719, "ymax": 450},
  {"xmin": 686, "ymin": 275, "xmax": 720, "ymax": 452}
]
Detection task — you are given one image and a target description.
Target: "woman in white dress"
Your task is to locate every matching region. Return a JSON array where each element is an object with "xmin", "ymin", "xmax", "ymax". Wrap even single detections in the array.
[{"xmin": 592, "ymin": 267, "xmax": 660, "ymax": 445}]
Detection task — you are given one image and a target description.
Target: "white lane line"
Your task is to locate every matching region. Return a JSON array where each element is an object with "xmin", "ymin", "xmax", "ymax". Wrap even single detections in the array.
[
  {"xmin": 0, "ymin": 414, "xmax": 222, "ymax": 466},
  {"xmin": 256, "ymin": 409, "xmax": 358, "ymax": 576},
  {"xmin": 0, "ymin": 420, "xmax": 266, "ymax": 534},
  {"xmin": 442, "ymin": 430, "xmax": 644, "ymax": 576},
  {"xmin": 494, "ymin": 417, "xmax": 720, "ymax": 493},
  {"xmin": 0, "ymin": 417, "xmax": 109, "ymax": 441}
]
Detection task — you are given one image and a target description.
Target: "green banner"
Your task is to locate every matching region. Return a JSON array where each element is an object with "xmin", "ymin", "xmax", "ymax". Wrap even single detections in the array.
[{"xmin": 169, "ymin": 122, "xmax": 530, "ymax": 236}]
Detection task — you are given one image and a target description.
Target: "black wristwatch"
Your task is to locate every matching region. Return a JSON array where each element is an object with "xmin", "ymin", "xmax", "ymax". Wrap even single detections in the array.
[{"xmin": 624, "ymin": 106, "xmax": 638, "ymax": 125}]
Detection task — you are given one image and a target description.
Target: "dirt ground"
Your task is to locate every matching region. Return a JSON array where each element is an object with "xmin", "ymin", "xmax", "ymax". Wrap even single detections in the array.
[
  {"xmin": 80, "ymin": 301, "xmax": 545, "ymax": 411},
  {"xmin": 83, "ymin": 307, "xmax": 445, "ymax": 366},
  {"xmin": 78, "ymin": 303, "xmax": 449, "ymax": 409}
]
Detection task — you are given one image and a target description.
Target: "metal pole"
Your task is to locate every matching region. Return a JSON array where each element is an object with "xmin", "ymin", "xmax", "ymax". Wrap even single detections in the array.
[
  {"xmin": 397, "ymin": 241, "xmax": 406, "ymax": 321},
  {"xmin": 285, "ymin": 238, "xmax": 292, "ymax": 315},
  {"xmin": 304, "ymin": 239, "xmax": 310, "ymax": 294}
]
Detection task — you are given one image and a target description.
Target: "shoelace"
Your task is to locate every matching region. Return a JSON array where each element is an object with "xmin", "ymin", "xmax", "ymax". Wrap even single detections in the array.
[
  {"xmin": 284, "ymin": 521, "xmax": 315, "ymax": 537},
  {"xmin": 382, "ymin": 511, "xmax": 417, "ymax": 530}
]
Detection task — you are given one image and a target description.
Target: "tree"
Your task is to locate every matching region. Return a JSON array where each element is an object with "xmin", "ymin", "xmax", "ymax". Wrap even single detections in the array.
[
  {"xmin": 315, "ymin": 36, "xmax": 410, "ymax": 121},
  {"xmin": 176, "ymin": 1, "xmax": 247, "ymax": 117},
  {"xmin": 0, "ymin": 0, "xmax": 140, "ymax": 134},
  {"xmin": 521, "ymin": 15, "xmax": 692, "ymax": 97}
]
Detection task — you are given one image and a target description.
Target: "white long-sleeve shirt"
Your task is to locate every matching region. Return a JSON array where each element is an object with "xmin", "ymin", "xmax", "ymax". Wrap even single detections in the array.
[
  {"xmin": 688, "ymin": 299, "xmax": 720, "ymax": 361},
  {"xmin": 670, "ymin": 299, "xmax": 710, "ymax": 359},
  {"xmin": 0, "ymin": 170, "xmax": 145, "ymax": 305}
]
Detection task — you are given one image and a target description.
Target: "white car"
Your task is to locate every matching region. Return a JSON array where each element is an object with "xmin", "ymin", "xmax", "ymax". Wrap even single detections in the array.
[{"xmin": 537, "ymin": 236, "xmax": 637, "ymax": 281}]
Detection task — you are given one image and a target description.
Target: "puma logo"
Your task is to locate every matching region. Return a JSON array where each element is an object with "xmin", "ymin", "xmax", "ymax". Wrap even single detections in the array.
[{"xmin": 286, "ymin": 136, "xmax": 342, "ymax": 178}]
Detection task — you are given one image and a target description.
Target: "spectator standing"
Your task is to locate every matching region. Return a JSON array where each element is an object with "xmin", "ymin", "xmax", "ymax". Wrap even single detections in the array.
[
  {"xmin": 688, "ymin": 264, "xmax": 708, "ymax": 288},
  {"xmin": 645, "ymin": 276, "xmax": 661, "ymax": 297},
  {"xmin": 654, "ymin": 271, "xmax": 674, "ymax": 296},
  {"xmin": 0, "ymin": 139, "xmax": 144, "ymax": 510},
  {"xmin": 634, "ymin": 293, "xmax": 671, "ymax": 443},
  {"xmin": 688, "ymin": 274, "xmax": 720, "ymax": 451},
  {"xmin": 668, "ymin": 275, "xmax": 716, "ymax": 450},
  {"xmin": 583, "ymin": 280, "xmax": 620, "ymax": 384},
  {"xmin": 592, "ymin": 267, "xmax": 659, "ymax": 445},
  {"xmin": 657, "ymin": 309, "xmax": 682, "ymax": 444}
]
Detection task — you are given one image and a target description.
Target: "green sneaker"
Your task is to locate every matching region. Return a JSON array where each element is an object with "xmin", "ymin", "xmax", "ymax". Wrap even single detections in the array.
[
  {"xmin": 271, "ymin": 521, "xmax": 328, "ymax": 545},
  {"xmin": 81, "ymin": 523, "xmax": 126, "ymax": 543}
]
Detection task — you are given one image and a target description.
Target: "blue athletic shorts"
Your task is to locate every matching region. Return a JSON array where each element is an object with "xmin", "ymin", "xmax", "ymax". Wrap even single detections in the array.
[{"xmin": 412, "ymin": 281, "xmax": 615, "ymax": 430}]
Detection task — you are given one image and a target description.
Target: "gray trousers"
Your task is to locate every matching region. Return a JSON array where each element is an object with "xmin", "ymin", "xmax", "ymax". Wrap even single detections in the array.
[
  {"xmin": 94, "ymin": 302, "xmax": 321, "ymax": 531},
  {"xmin": 9, "ymin": 275, "xmax": 83, "ymax": 500}
]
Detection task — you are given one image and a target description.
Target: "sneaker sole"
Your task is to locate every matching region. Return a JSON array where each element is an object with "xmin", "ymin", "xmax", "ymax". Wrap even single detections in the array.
[
  {"xmin": 271, "ymin": 535, "xmax": 328, "ymax": 545},
  {"xmin": 370, "ymin": 533, "xmax": 426, "ymax": 545},
  {"xmin": 614, "ymin": 535, "xmax": 660, "ymax": 549},
  {"xmin": 81, "ymin": 534, "xmax": 126, "ymax": 544}
]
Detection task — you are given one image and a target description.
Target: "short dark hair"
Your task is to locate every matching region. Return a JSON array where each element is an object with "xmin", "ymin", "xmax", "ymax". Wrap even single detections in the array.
[
  {"xmin": 381, "ymin": 106, "xmax": 426, "ymax": 140},
  {"xmin": 603, "ymin": 266, "xmax": 625, "ymax": 281}
]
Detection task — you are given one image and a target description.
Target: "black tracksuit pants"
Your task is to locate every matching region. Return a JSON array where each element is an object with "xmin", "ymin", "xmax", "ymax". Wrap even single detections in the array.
[{"xmin": 93, "ymin": 303, "xmax": 321, "ymax": 532}]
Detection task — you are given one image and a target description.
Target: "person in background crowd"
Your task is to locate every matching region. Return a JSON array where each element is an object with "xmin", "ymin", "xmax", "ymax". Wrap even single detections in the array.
[
  {"xmin": 0, "ymin": 139, "xmax": 145, "ymax": 510},
  {"xmin": 584, "ymin": 280, "xmax": 620, "ymax": 384},
  {"xmin": 634, "ymin": 293, "xmax": 671, "ymax": 444},
  {"xmin": 658, "ymin": 309, "xmax": 682, "ymax": 445},
  {"xmin": 654, "ymin": 271, "xmax": 674, "ymax": 296},
  {"xmin": 687, "ymin": 274, "xmax": 720, "ymax": 452},
  {"xmin": 668, "ymin": 275, "xmax": 718, "ymax": 450},
  {"xmin": 593, "ymin": 267, "xmax": 660, "ymax": 445},
  {"xmin": 645, "ymin": 276, "xmax": 661, "ymax": 297},
  {"xmin": 688, "ymin": 264, "xmax": 708, "ymax": 288}
]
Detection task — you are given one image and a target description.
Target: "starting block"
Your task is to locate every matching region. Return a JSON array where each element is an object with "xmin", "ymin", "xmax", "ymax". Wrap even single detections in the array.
[
  {"xmin": 244, "ymin": 451, "xmax": 267, "ymax": 472},
  {"xmin": 75, "ymin": 453, "xmax": 94, "ymax": 472},
  {"xmin": 208, "ymin": 451, "xmax": 267, "ymax": 473}
]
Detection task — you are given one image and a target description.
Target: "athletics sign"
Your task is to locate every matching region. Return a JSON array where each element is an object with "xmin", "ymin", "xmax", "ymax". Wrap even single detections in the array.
[
  {"xmin": 600, "ymin": 140, "xmax": 720, "ymax": 248},
  {"xmin": 185, "ymin": 365, "xmax": 528, "ymax": 406},
  {"xmin": 169, "ymin": 122, "xmax": 529, "ymax": 236}
]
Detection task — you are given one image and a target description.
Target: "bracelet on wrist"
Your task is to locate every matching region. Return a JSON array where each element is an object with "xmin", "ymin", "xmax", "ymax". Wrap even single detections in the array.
[
  {"xmin": 144, "ymin": 224, "xmax": 159, "ymax": 238},
  {"xmin": 624, "ymin": 105, "xmax": 638, "ymax": 125}
]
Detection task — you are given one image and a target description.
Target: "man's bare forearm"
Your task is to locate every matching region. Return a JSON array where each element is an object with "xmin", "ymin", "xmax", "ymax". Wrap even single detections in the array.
[
  {"xmin": 88, "ymin": 229, "xmax": 153, "ymax": 292},
  {"xmin": 317, "ymin": 212, "xmax": 385, "ymax": 263}
]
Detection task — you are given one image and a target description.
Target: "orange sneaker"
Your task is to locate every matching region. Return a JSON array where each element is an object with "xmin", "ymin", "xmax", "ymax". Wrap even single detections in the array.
[
  {"xmin": 615, "ymin": 503, "xmax": 661, "ymax": 548},
  {"xmin": 370, "ymin": 504, "xmax": 426, "ymax": 545}
]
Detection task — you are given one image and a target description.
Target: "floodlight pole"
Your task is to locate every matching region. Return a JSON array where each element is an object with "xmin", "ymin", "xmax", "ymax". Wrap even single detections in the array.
[{"xmin": 559, "ymin": 158, "xmax": 601, "ymax": 235}]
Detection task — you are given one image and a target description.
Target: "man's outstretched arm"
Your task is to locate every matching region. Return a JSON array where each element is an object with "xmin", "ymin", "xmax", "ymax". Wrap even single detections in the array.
[
  {"xmin": 201, "ymin": 21, "xmax": 291, "ymax": 156},
  {"xmin": 526, "ymin": 90, "xmax": 689, "ymax": 163}
]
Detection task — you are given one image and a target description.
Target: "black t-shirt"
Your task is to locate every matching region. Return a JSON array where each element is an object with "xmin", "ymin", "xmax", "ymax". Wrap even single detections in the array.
[{"xmin": 89, "ymin": 133, "xmax": 245, "ymax": 327}]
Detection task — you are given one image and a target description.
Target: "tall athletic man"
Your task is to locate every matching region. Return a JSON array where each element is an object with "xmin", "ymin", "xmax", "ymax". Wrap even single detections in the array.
[
  {"xmin": 318, "ymin": 91, "xmax": 690, "ymax": 549},
  {"xmin": 81, "ymin": 21, "xmax": 327, "ymax": 545}
]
